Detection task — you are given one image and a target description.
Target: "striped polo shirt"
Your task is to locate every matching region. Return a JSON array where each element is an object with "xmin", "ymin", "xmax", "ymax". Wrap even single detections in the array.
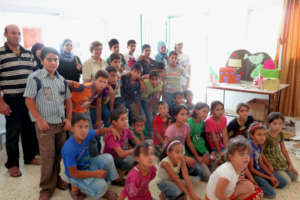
[{"xmin": 0, "ymin": 43, "xmax": 34, "ymax": 94}]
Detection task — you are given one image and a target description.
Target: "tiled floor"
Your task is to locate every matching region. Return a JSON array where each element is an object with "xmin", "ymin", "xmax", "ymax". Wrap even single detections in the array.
[{"xmin": 0, "ymin": 142, "xmax": 300, "ymax": 200}]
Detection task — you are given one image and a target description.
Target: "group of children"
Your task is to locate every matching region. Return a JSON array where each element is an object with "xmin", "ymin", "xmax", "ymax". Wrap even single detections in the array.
[{"xmin": 22, "ymin": 41, "xmax": 298, "ymax": 200}]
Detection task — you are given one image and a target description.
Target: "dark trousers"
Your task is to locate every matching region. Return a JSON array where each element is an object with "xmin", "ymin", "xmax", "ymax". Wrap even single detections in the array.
[
  {"xmin": 4, "ymin": 94, "xmax": 39, "ymax": 169},
  {"xmin": 35, "ymin": 123, "xmax": 66, "ymax": 194}
]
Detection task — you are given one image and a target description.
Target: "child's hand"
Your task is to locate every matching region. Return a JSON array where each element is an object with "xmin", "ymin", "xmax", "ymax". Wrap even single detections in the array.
[
  {"xmin": 94, "ymin": 169, "xmax": 107, "ymax": 178},
  {"xmin": 111, "ymin": 127, "xmax": 121, "ymax": 140},
  {"xmin": 202, "ymin": 156, "xmax": 210, "ymax": 165},
  {"xmin": 269, "ymin": 165, "xmax": 274, "ymax": 173},
  {"xmin": 269, "ymin": 176, "xmax": 279, "ymax": 187},
  {"xmin": 63, "ymin": 119, "xmax": 71, "ymax": 131},
  {"xmin": 37, "ymin": 119, "xmax": 50, "ymax": 131},
  {"xmin": 288, "ymin": 165, "xmax": 299, "ymax": 176},
  {"xmin": 95, "ymin": 120, "xmax": 102, "ymax": 129},
  {"xmin": 190, "ymin": 193, "xmax": 201, "ymax": 200},
  {"xmin": 210, "ymin": 152, "xmax": 217, "ymax": 161}
]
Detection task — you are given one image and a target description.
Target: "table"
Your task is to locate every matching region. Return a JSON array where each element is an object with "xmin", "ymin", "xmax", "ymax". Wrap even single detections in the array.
[{"xmin": 205, "ymin": 81, "xmax": 289, "ymax": 114}]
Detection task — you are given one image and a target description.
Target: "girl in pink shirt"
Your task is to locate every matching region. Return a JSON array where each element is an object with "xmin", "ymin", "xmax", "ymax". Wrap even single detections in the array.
[
  {"xmin": 119, "ymin": 142, "xmax": 157, "ymax": 200},
  {"xmin": 205, "ymin": 101, "xmax": 228, "ymax": 157}
]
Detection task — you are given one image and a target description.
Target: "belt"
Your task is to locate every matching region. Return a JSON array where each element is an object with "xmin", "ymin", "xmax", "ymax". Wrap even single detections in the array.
[{"xmin": 3, "ymin": 93, "xmax": 24, "ymax": 97}]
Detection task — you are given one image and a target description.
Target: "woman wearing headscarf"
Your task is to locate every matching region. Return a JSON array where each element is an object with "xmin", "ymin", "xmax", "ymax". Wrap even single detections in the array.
[
  {"xmin": 57, "ymin": 39, "xmax": 82, "ymax": 82},
  {"xmin": 31, "ymin": 42, "xmax": 44, "ymax": 71},
  {"xmin": 155, "ymin": 41, "xmax": 168, "ymax": 66}
]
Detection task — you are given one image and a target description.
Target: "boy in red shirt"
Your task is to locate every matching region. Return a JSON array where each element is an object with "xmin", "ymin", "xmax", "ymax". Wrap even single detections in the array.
[{"xmin": 153, "ymin": 101, "xmax": 170, "ymax": 157}]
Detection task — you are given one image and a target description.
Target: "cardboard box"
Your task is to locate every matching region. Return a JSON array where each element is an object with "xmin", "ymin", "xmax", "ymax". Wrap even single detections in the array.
[
  {"xmin": 219, "ymin": 67, "xmax": 241, "ymax": 84},
  {"xmin": 263, "ymin": 78, "xmax": 280, "ymax": 91},
  {"xmin": 247, "ymin": 98, "xmax": 268, "ymax": 122}
]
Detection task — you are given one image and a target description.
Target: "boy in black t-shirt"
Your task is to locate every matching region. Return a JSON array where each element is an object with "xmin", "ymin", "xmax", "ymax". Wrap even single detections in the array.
[{"xmin": 227, "ymin": 103, "xmax": 254, "ymax": 138}]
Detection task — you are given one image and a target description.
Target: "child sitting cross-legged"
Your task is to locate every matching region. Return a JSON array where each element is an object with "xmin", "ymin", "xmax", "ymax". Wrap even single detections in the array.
[
  {"xmin": 119, "ymin": 142, "xmax": 157, "ymax": 200},
  {"xmin": 248, "ymin": 123, "xmax": 287, "ymax": 199},
  {"xmin": 153, "ymin": 140, "xmax": 201, "ymax": 200},
  {"xmin": 61, "ymin": 114, "xmax": 120, "ymax": 200},
  {"xmin": 103, "ymin": 106, "xmax": 141, "ymax": 186},
  {"xmin": 206, "ymin": 136, "xmax": 258, "ymax": 200},
  {"xmin": 264, "ymin": 112, "xmax": 298, "ymax": 185},
  {"xmin": 227, "ymin": 103, "xmax": 254, "ymax": 138}
]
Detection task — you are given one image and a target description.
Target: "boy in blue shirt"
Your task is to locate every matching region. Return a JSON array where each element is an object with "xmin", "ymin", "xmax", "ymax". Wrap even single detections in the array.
[{"xmin": 62, "ymin": 114, "xmax": 119, "ymax": 200}]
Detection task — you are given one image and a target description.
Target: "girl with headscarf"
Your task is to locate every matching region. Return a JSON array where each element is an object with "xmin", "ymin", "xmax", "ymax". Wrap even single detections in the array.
[
  {"xmin": 31, "ymin": 42, "xmax": 44, "ymax": 71},
  {"xmin": 155, "ymin": 41, "xmax": 168, "ymax": 66},
  {"xmin": 57, "ymin": 39, "xmax": 82, "ymax": 82}
]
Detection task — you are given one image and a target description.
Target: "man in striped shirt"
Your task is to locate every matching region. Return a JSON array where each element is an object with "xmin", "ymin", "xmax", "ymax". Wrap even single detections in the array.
[{"xmin": 0, "ymin": 24, "xmax": 40, "ymax": 177}]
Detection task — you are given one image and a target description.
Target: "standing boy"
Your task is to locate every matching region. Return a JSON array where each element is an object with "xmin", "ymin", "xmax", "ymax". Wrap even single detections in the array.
[
  {"xmin": 106, "ymin": 39, "xmax": 126, "ymax": 73},
  {"xmin": 120, "ymin": 63, "xmax": 145, "ymax": 125},
  {"xmin": 163, "ymin": 51, "xmax": 187, "ymax": 107},
  {"xmin": 24, "ymin": 47, "xmax": 72, "ymax": 200},
  {"xmin": 141, "ymin": 70, "xmax": 163, "ymax": 137},
  {"xmin": 124, "ymin": 39, "xmax": 137, "ymax": 71},
  {"xmin": 69, "ymin": 70, "xmax": 114, "ymax": 156}
]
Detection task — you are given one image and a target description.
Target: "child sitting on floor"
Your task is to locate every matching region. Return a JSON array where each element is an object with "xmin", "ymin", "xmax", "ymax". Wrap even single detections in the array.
[
  {"xmin": 248, "ymin": 123, "xmax": 287, "ymax": 199},
  {"xmin": 206, "ymin": 136, "xmax": 255, "ymax": 200},
  {"xmin": 62, "ymin": 114, "xmax": 119, "ymax": 200},
  {"xmin": 205, "ymin": 101, "xmax": 228, "ymax": 157},
  {"xmin": 263, "ymin": 112, "xmax": 298, "ymax": 185},
  {"xmin": 186, "ymin": 102, "xmax": 215, "ymax": 182},
  {"xmin": 103, "ymin": 106, "xmax": 141, "ymax": 186},
  {"xmin": 119, "ymin": 142, "xmax": 157, "ymax": 200},
  {"xmin": 153, "ymin": 140, "xmax": 201, "ymax": 200},
  {"xmin": 227, "ymin": 103, "xmax": 254, "ymax": 138},
  {"xmin": 184, "ymin": 90, "xmax": 194, "ymax": 113}
]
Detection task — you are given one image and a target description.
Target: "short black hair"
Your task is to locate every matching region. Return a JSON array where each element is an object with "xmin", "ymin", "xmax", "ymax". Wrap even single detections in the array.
[
  {"xmin": 170, "ymin": 104, "xmax": 188, "ymax": 123},
  {"xmin": 108, "ymin": 39, "xmax": 119, "ymax": 49},
  {"xmin": 142, "ymin": 44, "xmax": 151, "ymax": 51},
  {"xmin": 40, "ymin": 47, "xmax": 59, "ymax": 60},
  {"xmin": 211, "ymin": 100, "xmax": 224, "ymax": 112},
  {"xmin": 168, "ymin": 51, "xmax": 177, "ymax": 57},
  {"xmin": 110, "ymin": 105, "xmax": 128, "ymax": 122},
  {"xmin": 174, "ymin": 92, "xmax": 184, "ymax": 99},
  {"xmin": 133, "ymin": 114, "xmax": 145, "ymax": 124},
  {"xmin": 149, "ymin": 70, "xmax": 160, "ymax": 79},
  {"xmin": 131, "ymin": 63, "xmax": 142, "ymax": 72},
  {"xmin": 192, "ymin": 102, "xmax": 209, "ymax": 118},
  {"xmin": 71, "ymin": 114, "xmax": 89, "ymax": 126},
  {"xmin": 267, "ymin": 112, "xmax": 285, "ymax": 124},
  {"xmin": 183, "ymin": 90, "xmax": 193, "ymax": 98},
  {"xmin": 127, "ymin": 40, "xmax": 136, "ymax": 46},
  {"xmin": 158, "ymin": 101, "xmax": 168, "ymax": 108},
  {"xmin": 109, "ymin": 53, "xmax": 121, "ymax": 63},
  {"xmin": 236, "ymin": 103, "xmax": 250, "ymax": 113},
  {"xmin": 94, "ymin": 70, "xmax": 109, "ymax": 80},
  {"xmin": 106, "ymin": 65, "xmax": 118, "ymax": 73},
  {"xmin": 151, "ymin": 62, "xmax": 165, "ymax": 71}
]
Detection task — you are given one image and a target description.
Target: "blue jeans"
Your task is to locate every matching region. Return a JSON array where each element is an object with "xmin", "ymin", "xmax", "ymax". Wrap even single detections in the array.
[
  {"xmin": 141, "ymin": 98, "xmax": 153, "ymax": 138},
  {"xmin": 125, "ymin": 101, "xmax": 141, "ymax": 126},
  {"xmin": 188, "ymin": 161, "xmax": 211, "ymax": 182},
  {"xmin": 163, "ymin": 92, "xmax": 176, "ymax": 108},
  {"xmin": 68, "ymin": 154, "xmax": 119, "ymax": 199},
  {"xmin": 89, "ymin": 108, "xmax": 102, "ymax": 154},
  {"xmin": 101, "ymin": 104, "xmax": 111, "ymax": 127},
  {"xmin": 157, "ymin": 180, "xmax": 185, "ymax": 200},
  {"xmin": 253, "ymin": 172, "xmax": 287, "ymax": 198},
  {"xmin": 115, "ymin": 154, "xmax": 135, "ymax": 171}
]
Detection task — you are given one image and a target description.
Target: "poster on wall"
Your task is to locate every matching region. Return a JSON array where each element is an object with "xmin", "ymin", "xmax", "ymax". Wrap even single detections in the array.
[{"xmin": 22, "ymin": 27, "xmax": 43, "ymax": 49}]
